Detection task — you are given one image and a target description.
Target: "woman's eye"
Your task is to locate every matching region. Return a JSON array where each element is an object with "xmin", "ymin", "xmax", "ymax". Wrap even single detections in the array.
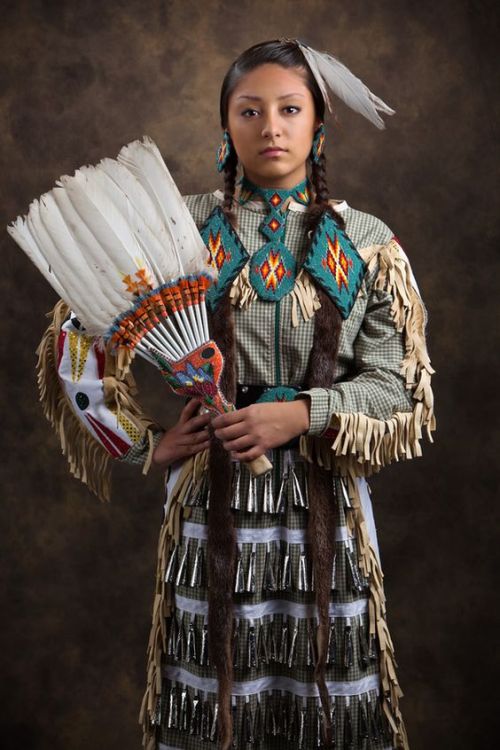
[
  {"xmin": 284, "ymin": 106, "xmax": 301, "ymax": 114},
  {"xmin": 241, "ymin": 109, "xmax": 259, "ymax": 117}
]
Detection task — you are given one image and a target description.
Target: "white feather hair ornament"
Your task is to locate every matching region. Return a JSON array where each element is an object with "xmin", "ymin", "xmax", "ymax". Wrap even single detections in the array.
[
  {"xmin": 294, "ymin": 39, "xmax": 395, "ymax": 129},
  {"xmin": 7, "ymin": 135, "xmax": 271, "ymax": 476}
]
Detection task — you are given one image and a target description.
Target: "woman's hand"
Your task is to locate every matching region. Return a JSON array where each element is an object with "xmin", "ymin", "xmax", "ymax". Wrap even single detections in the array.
[
  {"xmin": 152, "ymin": 398, "xmax": 211, "ymax": 468},
  {"xmin": 211, "ymin": 399, "xmax": 311, "ymax": 462}
]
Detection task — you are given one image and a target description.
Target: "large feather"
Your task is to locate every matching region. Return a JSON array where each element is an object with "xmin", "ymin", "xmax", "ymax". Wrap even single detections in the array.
[
  {"xmin": 7, "ymin": 136, "xmax": 216, "ymax": 335},
  {"xmin": 117, "ymin": 136, "xmax": 207, "ymax": 275},
  {"xmin": 298, "ymin": 43, "xmax": 395, "ymax": 129}
]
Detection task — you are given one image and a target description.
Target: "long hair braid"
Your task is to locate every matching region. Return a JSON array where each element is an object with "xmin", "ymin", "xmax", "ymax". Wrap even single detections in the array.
[
  {"xmin": 307, "ymin": 150, "xmax": 346, "ymax": 233},
  {"xmin": 221, "ymin": 146, "xmax": 238, "ymax": 228}
]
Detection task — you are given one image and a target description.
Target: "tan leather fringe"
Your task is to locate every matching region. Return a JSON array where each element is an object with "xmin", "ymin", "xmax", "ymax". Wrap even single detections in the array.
[
  {"xmin": 229, "ymin": 264, "xmax": 322, "ymax": 329},
  {"xmin": 228, "ymin": 264, "xmax": 258, "ymax": 309},
  {"xmin": 36, "ymin": 300, "xmax": 159, "ymax": 501},
  {"xmin": 139, "ymin": 449, "xmax": 209, "ymax": 748},
  {"xmin": 345, "ymin": 471, "xmax": 410, "ymax": 749},
  {"xmin": 299, "ymin": 239, "xmax": 436, "ymax": 476},
  {"xmin": 289, "ymin": 267, "xmax": 322, "ymax": 327}
]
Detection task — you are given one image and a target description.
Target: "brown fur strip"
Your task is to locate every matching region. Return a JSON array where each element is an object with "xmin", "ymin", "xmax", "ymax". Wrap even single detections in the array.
[
  {"xmin": 206, "ymin": 290, "xmax": 238, "ymax": 749},
  {"xmin": 302, "ymin": 288, "xmax": 342, "ymax": 746}
]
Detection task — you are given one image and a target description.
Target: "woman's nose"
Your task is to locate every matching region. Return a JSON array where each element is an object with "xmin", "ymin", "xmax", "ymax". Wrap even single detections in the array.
[{"xmin": 261, "ymin": 114, "xmax": 282, "ymax": 139}]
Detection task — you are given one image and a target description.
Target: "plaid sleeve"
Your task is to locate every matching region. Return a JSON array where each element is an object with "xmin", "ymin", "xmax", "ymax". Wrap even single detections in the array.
[{"xmin": 296, "ymin": 280, "xmax": 415, "ymax": 437}]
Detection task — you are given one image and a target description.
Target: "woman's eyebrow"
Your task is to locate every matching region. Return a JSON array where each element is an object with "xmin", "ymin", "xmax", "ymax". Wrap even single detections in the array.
[{"xmin": 236, "ymin": 93, "xmax": 305, "ymax": 101}]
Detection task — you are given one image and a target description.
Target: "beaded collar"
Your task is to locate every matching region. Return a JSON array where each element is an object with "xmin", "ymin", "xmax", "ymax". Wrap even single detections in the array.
[
  {"xmin": 237, "ymin": 175, "xmax": 311, "ymax": 209},
  {"xmin": 199, "ymin": 176, "xmax": 365, "ymax": 318}
]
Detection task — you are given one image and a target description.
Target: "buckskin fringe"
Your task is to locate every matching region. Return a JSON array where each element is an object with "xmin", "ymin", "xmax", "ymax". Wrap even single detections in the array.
[
  {"xmin": 229, "ymin": 264, "xmax": 323, "ymax": 328},
  {"xmin": 36, "ymin": 299, "xmax": 159, "ymax": 502},
  {"xmin": 139, "ymin": 449, "xmax": 208, "ymax": 749},
  {"xmin": 299, "ymin": 238, "xmax": 436, "ymax": 476},
  {"xmin": 344, "ymin": 471, "xmax": 410, "ymax": 750}
]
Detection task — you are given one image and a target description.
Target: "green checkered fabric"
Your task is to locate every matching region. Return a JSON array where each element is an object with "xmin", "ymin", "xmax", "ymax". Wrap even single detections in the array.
[{"xmin": 123, "ymin": 189, "xmax": 414, "ymax": 464}]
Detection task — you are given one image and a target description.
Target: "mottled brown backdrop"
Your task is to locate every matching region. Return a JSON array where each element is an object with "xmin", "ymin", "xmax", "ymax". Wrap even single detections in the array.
[{"xmin": 1, "ymin": 0, "xmax": 498, "ymax": 748}]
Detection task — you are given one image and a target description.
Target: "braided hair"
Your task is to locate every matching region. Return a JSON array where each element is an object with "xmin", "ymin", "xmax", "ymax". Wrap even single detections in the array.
[{"xmin": 210, "ymin": 39, "xmax": 346, "ymax": 748}]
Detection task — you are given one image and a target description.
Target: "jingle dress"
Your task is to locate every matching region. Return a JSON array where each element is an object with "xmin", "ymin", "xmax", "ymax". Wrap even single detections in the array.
[{"xmin": 36, "ymin": 180, "xmax": 435, "ymax": 750}]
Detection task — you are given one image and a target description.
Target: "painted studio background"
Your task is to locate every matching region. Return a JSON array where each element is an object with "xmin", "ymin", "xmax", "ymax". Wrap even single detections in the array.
[{"xmin": 1, "ymin": 1, "xmax": 498, "ymax": 748}]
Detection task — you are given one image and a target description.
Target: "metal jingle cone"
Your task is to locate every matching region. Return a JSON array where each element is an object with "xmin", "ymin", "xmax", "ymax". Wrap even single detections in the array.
[
  {"xmin": 358, "ymin": 696, "xmax": 369, "ymax": 740},
  {"xmin": 210, "ymin": 701, "xmax": 219, "ymax": 742},
  {"xmin": 232, "ymin": 618, "xmax": 240, "ymax": 668},
  {"xmin": 288, "ymin": 619, "xmax": 299, "ymax": 668},
  {"xmin": 189, "ymin": 542, "xmax": 203, "ymax": 588},
  {"xmin": 165, "ymin": 544, "xmax": 178, "ymax": 583},
  {"xmin": 205, "ymin": 485, "xmax": 211, "ymax": 509},
  {"xmin": 264, "ymin": 691, "xmax": 277, "ymax": 737},
  {"xmin": 151, "ymin": 694, "xmax": 162, "ymax": 726},
  {"xmin": 278, "ymin": 616, "xmax": 289, "ymax": 664},
  {"xmin": 343, "ymin": 699, "xmax": 353, "ymax": 748},
  {"xmin": 307, "ymin": 618, "xmax": 318, "ymax": 667},
  {"xmin": 374, "ymin": 697, "xmax": 386, "ymax": 740},
  {"xmin": 339, "ymin": 477, "xmax": 352, "ymax": 508},
  {"xmin": 267, "ymin": 615, "xmax": 278, "ymax": 662},
  {"xmin": 201, "ymin": 698, "xmax": 212, "ymax": 740},
  {"xmin": 345, "ymin": 544, "xmax": 364, "ymax": 594},
  {"xmin": 242, "ymin": 696, "xmax": 254, "ymax": 743},
  {"xmin": 246, "ymin": 544, "xmax": 257, "ymax": 593},
  {"xmin": 275, "ymin": 462, "xmax": 289, "ymax": 515},
  {"xmin": 175, "ymin": 542, "xmax": 189, "ymax": 587},
  {"xmin": 298, "ymin": 699, "xmax": 307, "ymax": 749},
  {"xmin": 327, "ymin": 618, "xmax": 336, "ymax": 666},
  {"xmin": 291, "ymin": 465, "xmax": 307, "ymax": 508},
  {"xmin": 247, "ymin": 473, "xmax": 258, "ymax": 512},
  {"xmin": 263, "ymin": 543, "xmax": 277, "ymax": 592},
  {"xmin": 257, "ymin": 619, "xmax": 269, "ymax": 665},
  {"xmin": 278, "ymin": 691, "xmax": 290, "ymax": 737},
  {"xmin": 231, "ymin": 461, "xmax": 241, "ymax": 510},
  {"xmin": 179, "ymin": 685, "xmax": 190, "ymax": 732},
  {"xmin": 368, "ymin": 631, "xmax": 378, "ymax": 661},
  {"xmin": 287, "ymin": 695, "xmax": 299, "ymax": 741},
  {"xmin": 298, "ymin": 549, "xmax": 310, "ymax": 591},
  {"xmin": 175, "ymin": 613, "xmax": 186, "ymax": 661},
  {"xmin": 315, "ymin": 702, "xmax": 323, "ymax": 748},
  {"xmin": 262, "ymin": 469, "xmax": 275, "ymax": 513},
  {"xmin": 167, "ymin": 612, "xmax": 178, "ymax": 657},
  {"xmin": 189, "ymin": 691, "xmax": 202, "ymax": 736},
  {"xmin": 234, "ymin": 545, "xmax": 245, "ymax": 593},
  {"xmin": 200, "ymin": 619, "xmax": 209, "ymax": 665},
  {"xmin": 280, "ymin": 542, "xmax": 292, "ymax": 591},
  {"xmin": 247, "ymin": 622, "xmax": 258, "ymax": 668},
  {"xmin": 367, "ymin": 697, "xmax": 380, "ymax": 742},
  {"xmin": 330, "ymin": 699, "xmax": 337, "ymax": 745},
  {"xmin": 343, "ymin": 621, "xmax": 353, "ymax": 669},
  {"xmin": 331, "ymin": 551, "xmax": 337, "ymax": 590},
  {"xmin": 253, "ymin": 697, "xmax": 263, "ymax": 741},
  {"xmin": 231, "ymin": 696, "xmax": 238, "ymax": 749},
  {"xmin": 167, "ymin": 682, "xmax": 179, "ymax": 729},
  {"xmin": 186, "ymin": 617, "xmax": 197, "ymax": 663},
  {"xmin": 358, "ymin": 619, "xmax": 370, "ymax": 668}
]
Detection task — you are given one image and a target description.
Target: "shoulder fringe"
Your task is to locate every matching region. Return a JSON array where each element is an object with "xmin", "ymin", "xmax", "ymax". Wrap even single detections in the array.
[
  {"xmin": 229, "ymin": 264, "xmax": 258, "ymax": 310},
  {"xmin": 299, "ymin": 239, "xmax": 436, "ymax": 476},
  {"xmin": 345, "ymin": 471, "xmax": 410, "ymax": 749},
  {"xmin": 139, "ymin": 449, "xmax": 209, "ymax": 748},
  {"xmin": 36, "ymin": 299, "xmax": 158, "ymax": 502}
]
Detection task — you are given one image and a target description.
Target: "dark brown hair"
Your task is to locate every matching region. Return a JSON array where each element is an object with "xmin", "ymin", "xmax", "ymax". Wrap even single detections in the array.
[
  {"xmin": 218, "ymin": 38, "xmax": 345, "ymax": 232},
  {"xmin": 206, "ymin": 39, "xmax": 344, "ymax": 749}
]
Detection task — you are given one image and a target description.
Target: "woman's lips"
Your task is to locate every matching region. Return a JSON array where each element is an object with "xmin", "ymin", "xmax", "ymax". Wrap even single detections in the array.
[{"xmin": 260, "ymin": 148, "xmax": 286, "ymax": 157}]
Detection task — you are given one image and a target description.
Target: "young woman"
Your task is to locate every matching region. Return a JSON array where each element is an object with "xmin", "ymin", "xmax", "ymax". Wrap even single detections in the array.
[{"xmin": 38, "ymin": 39, "xmax": 435, "ymax": 749}]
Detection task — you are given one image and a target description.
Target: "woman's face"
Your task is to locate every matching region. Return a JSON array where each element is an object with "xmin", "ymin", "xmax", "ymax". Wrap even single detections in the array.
[{"xmin": 226, "ymin": 63, "xmax": 320, "ymax": 189}]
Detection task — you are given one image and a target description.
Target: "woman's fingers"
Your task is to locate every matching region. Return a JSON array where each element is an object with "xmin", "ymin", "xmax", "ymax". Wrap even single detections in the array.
[
  {"xmin": 179, "ymin": 398, "xmax": 202, "ymax": 423},
  {"xmin": 221, "ymin": 434, "xmax": 256, "ymax": 452},
  {"xmin": 184, "ymin": 412, "xmax": 211, "ymax": 433}
]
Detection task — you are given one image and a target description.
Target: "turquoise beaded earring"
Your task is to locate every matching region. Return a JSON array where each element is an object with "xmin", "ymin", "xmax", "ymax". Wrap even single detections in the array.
[
  {"xmin": 216, "ymin": 129, "xmax": 232, "ymax": 172},
  {"xmin": 310, "ymin": 122, "xmax": 326, "ymax": 164}
]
